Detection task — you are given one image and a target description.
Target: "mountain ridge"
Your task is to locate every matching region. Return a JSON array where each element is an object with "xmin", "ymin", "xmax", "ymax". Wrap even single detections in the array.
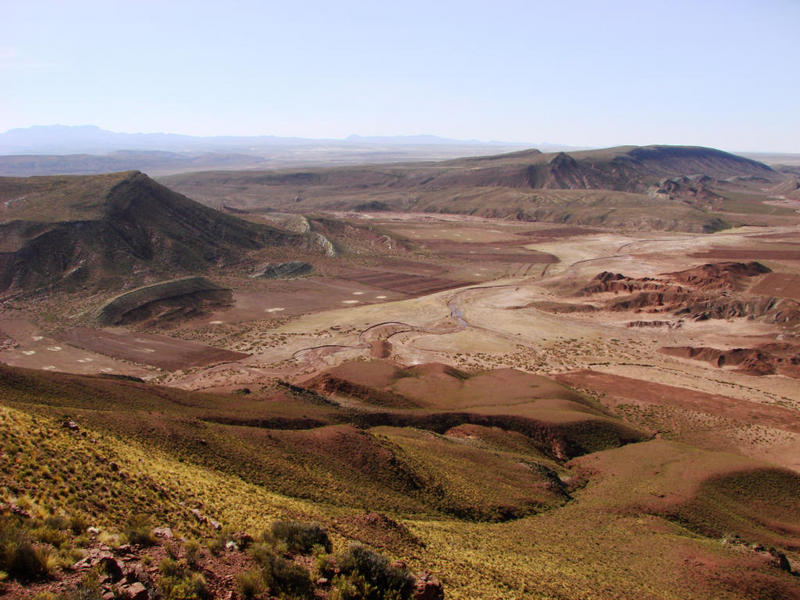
[{"xmin": 162, "ymin": 144, "xmax": 785, "ymax": 233}]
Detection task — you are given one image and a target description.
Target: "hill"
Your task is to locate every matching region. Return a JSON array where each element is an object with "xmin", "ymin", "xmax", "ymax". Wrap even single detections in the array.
[
  {"xmin": 1, "ymin": 360, "xmax": 798, "ymax": 599},
  {"xmin": 162, "ymin": 145, "xmax": 789, "ymax": 233},
  {"xmin": 0, "ymin": 171, "xmax": 323, "ymax": 295}
]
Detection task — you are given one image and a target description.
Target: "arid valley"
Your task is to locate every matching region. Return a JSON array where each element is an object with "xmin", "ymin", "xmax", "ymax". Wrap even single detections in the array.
[{"xmin": 1, "ymin": 141, "xmax": 799, "ymax": 599}]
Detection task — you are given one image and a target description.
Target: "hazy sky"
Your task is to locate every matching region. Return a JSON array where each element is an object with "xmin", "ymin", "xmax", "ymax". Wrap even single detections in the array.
[{"xmin": 3, "ymin": 0, "xmax": 799, "ymax": 151}]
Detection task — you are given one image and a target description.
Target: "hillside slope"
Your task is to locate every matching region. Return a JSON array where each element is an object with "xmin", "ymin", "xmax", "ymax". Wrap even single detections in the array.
[{"xmin": 1, "ymin": 361, "xmax": 799, "ymax": 599}]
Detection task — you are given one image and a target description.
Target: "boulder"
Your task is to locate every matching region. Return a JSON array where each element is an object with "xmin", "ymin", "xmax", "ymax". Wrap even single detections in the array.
[
  {"xmin": 770, "ymin": 548, "xmax": 792, "ymax": 573},
  {"xmin": 120, "ymin": 581, "xmax": 149, "ymax": 600},
  {"xmin": 152, "ymin": 526, "xmax": 174, "ymax": 540},
  {"xmin": 97, "ymin": 554, "xmax": 124, "ymax": 582},
  {"xmin": 414, "ymin": 570, "xmax": 444, "ymax": 600}
]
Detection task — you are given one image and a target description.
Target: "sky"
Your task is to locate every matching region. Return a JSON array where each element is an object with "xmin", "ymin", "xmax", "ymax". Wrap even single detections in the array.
[{"xmin": 2, "ymin": 0, "xmax": 799, "ymax": 152}]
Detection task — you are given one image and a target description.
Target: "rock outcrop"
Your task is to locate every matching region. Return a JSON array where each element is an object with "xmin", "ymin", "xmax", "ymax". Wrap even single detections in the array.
[
  {"xmin": 251, "ymin": 261, "xmax": 313, "ymax": 279},
  {"xmin": 96, "ymin": 276, "xmax": 232, "ymax": 325}
]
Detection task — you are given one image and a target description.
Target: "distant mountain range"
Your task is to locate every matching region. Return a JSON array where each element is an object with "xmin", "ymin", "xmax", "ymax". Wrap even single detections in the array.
[
  {"xmin": 0, "ymin": 125, "xmax": 592, "ymax": 176},
  {"xmin": 0, "ymin": 125, "xmax": 548, "ymax": 155},
  {"xmin": 0, "ymin": 125, "xmax": 559, "ymax": 176}
]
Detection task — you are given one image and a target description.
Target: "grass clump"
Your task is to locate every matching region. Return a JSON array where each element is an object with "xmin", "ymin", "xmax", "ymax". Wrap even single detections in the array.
[
  {"xmin": 235, "ymin": 568, "xmax": 267, "ymax": 599},
  {"xmin": 158, "ymin": 557, "xmax": 211, "ymax": 600},
  {"xmin": 58, "ymin": 569, "xmax": 104, "ymax": 600},
  {"xmin": 124, "ymin": 514, "xmax": 156, "ymax": 547},
  {"xmin": 271, "ymin": 520, "xmax": 332, "ymax": 554},
  {"xmin": 0, "ymin": 514, "xmax": 59, "ymax": 582}
]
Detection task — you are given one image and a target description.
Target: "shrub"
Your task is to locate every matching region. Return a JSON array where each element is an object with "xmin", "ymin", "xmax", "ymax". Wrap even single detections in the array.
[
  {"xmin": 251, "ymin": 547, "xmax": 313, "ymax": 599},
  {"xmin": 270, "ymin": 520, "xmax": 332, "ymax": 554},
  {"xmin": 326, "ymin": 544, "xmax": 415, "ymax": 600},
  {"xmin": 331, "ymin": 573, "xmax": 378, "ymax": 600},
  {"xmin": 236, "ymin": 568, "xmax": 266, "ymax": 599}
]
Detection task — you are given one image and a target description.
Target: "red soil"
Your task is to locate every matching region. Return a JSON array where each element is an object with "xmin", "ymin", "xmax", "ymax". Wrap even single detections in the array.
[
  {"xmin": 556, "ymin": 370, "xmax": 800, "ymax": 434},
  {"xmin": 423, "ymin": 240, "xmax": 558, "ymax": 263},
  {"xmin": 666, "ymin": 261, "xmax": 771, "ymax": 290},
  {"xmin": 578, "ymin": 262, "xmax": 800, "ymax": 326},
  {"xmin": 751, "ymin": 272, "xmax": 800, "ymax": 301},
  {"xmin": 690, "ymin": 249, "xmax": 800, "ymax": 261},
  {"xmin": 659, "ymin": 344, "xmax": 800, "ymax": 378},
  {"xmin": 339, "ymin": 268, "xmax": 471, "ymax": 296},
  {"xmin": 60, "ymin": 328, "xmax": 247, "ymax": 371}
]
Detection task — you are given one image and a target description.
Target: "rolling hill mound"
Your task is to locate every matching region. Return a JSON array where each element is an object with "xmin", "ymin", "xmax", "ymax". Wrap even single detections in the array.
[{"xmin": 0, "ymin": 171, "xmax": 324, "ymax": 294}]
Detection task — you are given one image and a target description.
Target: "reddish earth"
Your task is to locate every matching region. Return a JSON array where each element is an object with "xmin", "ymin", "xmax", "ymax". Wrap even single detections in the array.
[
  {"xmin": 422, "ymin": 239, "xmax": 558, "ymax": 263},
  {"xmin": 659, "ymin": 344, "xmax": 800, "ymax": 378},
  {"xmin": 571, "ymin": 262, "xmax": 800, "ymax": 327},
  {"xmin": 580, "ymin": 271, "xmax": 667, "ymax": 296},
  {"xmin": 514, "ymin": 226, "xmax": 602, "ymax": 239},
  {"xmin": 60, "ymin": 328, "xmax": 247, "ymax": 370},
  {"xmin": 339, "ymin": 268, "xmax": 471, "ymax": 296},
  {"xmin": 690, "ymin": 249, "xmax": 800, "ymax": 261},
  {"xmin": 332, "ymin": 512, "xmax": 423, "ymax": 551},
  {"xmin": 305, "ymin": 360, "xmax": 585, "ymax": 410},
  {"xmin": 555, "ymin": 370, "xmax": 800, "ymax": 435},
  {"xmin": 666, "ymin": 261, "xmax": 771, "ymax": 290},
  {"xmin": 369, "ymin": 340, "xmax": 392, "ymax": 358},
  {"xmin": 751, "ymin": 272, "xmax": 800, "ymax": 300},
  {"xmin": 581, "ymin": 262, "xmax": 769, "ymax": 296}
]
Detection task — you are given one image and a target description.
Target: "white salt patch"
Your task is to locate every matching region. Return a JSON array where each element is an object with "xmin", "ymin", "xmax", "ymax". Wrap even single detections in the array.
[
  {"xmin": 342, "ymin": 300, "xmax": 360, "ymax": 304},
  {"xmin": 100, "ymin": 367, "xmax": 113, "ymax": 373},
  {"xmin": 352, "ymin": 291, "xmax": 364, "ymax": 295},
  {"xmin": 42, "ymin": 365, "xmax": 56, "ymax": 371},
  {"xmin": 32, "ymin": 335, "xmax": 43, "ymax": 341},
  {"xmin": 22, "ymin": 350, "xmax": 36, "ymax": 356},
  {"xmin": 47, "ymin": 346, "xmax": 62, "ymax": 351},
  {"xmin": 265, "ymin": 308, "xmax": 285, "ymax": 313},
  {"xmin": 141, "ymin": 348, "xmax": 155, "ymax": 353},
  {"xmin": 209, "ymin": 320, "xmax": 224, "ymax": 324},
  {"xmin": 376, "ymin": 295, "xmax": 387, "ymax": 299}
]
